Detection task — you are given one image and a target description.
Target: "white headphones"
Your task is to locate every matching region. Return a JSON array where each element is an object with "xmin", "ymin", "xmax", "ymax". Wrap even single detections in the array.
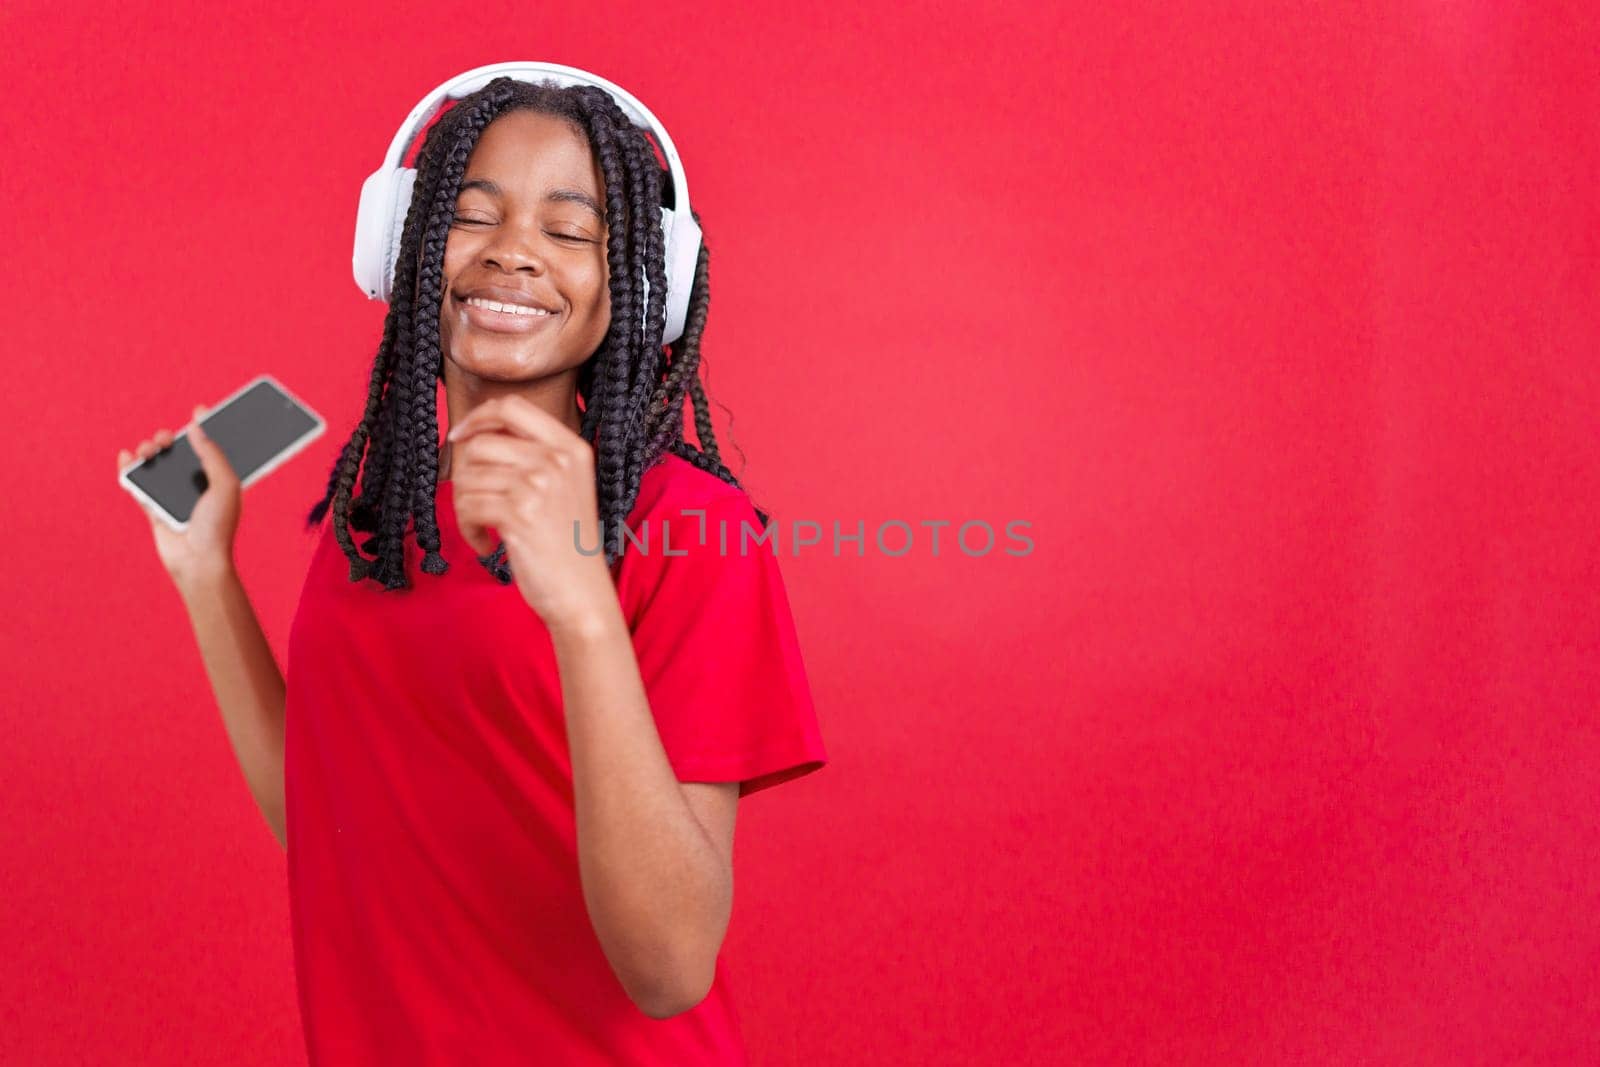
[{"xmin": 351, "ymin": 60, "xmax": 702, "ymax": 346}]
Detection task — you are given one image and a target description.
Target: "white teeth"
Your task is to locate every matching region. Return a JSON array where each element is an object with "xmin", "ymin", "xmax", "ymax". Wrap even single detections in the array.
[{"xmin": 464, "ymin": 296, "xmax": 552, "ymax": 317}]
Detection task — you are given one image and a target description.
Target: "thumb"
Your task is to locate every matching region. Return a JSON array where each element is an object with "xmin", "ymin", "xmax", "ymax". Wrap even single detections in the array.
[{"xmin": 188, "ymin": 405, "xmax": 237, "ymax": 486}]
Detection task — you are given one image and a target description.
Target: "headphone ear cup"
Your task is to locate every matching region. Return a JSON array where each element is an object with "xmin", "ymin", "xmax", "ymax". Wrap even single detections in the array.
[
  {"xmin": 353, "ymin": 166, "xmax": 395, "ymax": 301},
  {"xmin": 659, "ymin": 205, "xmax": 702, "ymax": 346},
  {"xmin": 381, "ymin": 168, "xmax": 419, "ymax": 304}
]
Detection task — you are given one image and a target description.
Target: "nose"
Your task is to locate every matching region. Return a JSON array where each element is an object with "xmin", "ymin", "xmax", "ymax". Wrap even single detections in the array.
[{"xmin": 480, "ymin": 220, "xmax": 548, "ymax": 275}]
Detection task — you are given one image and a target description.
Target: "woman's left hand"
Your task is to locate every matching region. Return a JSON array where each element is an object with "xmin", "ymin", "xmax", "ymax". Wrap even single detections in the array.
[{"xmin": 446, "ymin": 395, "xmax": 616, "ymax": 632}]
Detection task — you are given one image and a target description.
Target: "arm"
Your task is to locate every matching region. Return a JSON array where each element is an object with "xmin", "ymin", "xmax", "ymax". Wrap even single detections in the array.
[
  {"xmin": 441, "ymin": 394, "xmax": 737, "ymax": 1014},
  {"xmin": 177, "ymin": 567, "xmax": 287, "ymax": 852},
  {"xmin": 550, "ymin": 605, "xmax": 736, "ymax": 1020}
]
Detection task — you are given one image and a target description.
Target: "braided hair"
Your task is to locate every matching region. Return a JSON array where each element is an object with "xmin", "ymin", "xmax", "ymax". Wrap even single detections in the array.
[{"xmin": 306, "ymin": 76, "xmax": 761, "ymax": 589}]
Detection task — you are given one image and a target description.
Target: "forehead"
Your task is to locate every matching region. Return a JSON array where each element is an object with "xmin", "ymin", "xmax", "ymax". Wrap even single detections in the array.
[{"xmin": 463, "ymin": 110, "xmax": 601, "ymax": 191}]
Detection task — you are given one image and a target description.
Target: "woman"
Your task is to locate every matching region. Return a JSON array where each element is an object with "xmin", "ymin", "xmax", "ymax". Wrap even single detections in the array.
[{"xmin": 116, "ymin": 72, "xmax": 827, "ymax": 1065}]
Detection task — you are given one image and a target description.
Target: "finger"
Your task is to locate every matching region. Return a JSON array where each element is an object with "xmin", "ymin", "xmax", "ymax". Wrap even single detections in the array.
[
  {"xmin": 456, "ymin": 431, "xmax": 556, "ymax": 475},
  {"xmin": 188, "ymin": 406, "xmax": 238, "ymax": 487},
  {"xmin": 456, "ymin": 460, "xmax": 534, "ymax": 491},
  {"xmin": 453, "ymin": 484, "xmax": 515, "ymax": 556},
  {"xmin": 188, "ymin": 404, "xmax": 227, "ymax": 463},
  {"xmin": 447, "ymin": 395, "xmax": 576, "ymax": 450},
  {"xmin": 117, "ymin": 448, "xmax": 152, "ymax": 485},
  {"xmin": 454, "ymin": 463, "xmax": 550, "ymax": 552},
  {"xmin": 154, "ymin": 428, "xmax": 174, "ymax": 448}
]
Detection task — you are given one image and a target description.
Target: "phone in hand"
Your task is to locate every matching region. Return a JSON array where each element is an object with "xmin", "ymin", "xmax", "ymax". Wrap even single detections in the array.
[{"xmin": 118, "ymin": 374, "xmax": 325, "ymax": 532}]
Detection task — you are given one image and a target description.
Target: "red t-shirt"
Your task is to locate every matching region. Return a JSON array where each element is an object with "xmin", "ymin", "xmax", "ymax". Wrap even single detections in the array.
[{"xmin": 283, "ymin": 451, "xmax": 828, "ymax": 1065}]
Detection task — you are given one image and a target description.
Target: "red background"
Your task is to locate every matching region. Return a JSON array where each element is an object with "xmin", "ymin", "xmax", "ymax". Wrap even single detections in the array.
[{"xmin": 3, "ymin": 2, "xmax": 1598, "ymax": 1063}]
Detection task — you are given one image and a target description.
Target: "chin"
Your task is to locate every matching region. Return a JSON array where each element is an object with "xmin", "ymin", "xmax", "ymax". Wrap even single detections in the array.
[
  {"xmin": 444, "ymin": 338, "xmax": 554, "ymax": 374},
  {"xmin": 459, "ymin": 358, "xmax": 562, "ymax": 384}
]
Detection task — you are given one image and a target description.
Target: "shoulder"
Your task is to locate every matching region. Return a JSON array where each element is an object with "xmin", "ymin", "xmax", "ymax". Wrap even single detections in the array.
[
  {"xmin": 628, "ymin": 450, "xmax": 755, "ymax": 526},
  {"xmin": 612, "ymin": 452, "xmax": 773, "ymax": 613}
]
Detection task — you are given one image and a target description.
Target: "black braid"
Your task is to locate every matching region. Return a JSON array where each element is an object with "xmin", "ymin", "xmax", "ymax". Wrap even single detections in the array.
[
  {"xmin": 305, "ymin": 76, "xmax": 764, "ymax": 588},
  {"xmin": 642, "ymin": 242, "xmax": 704, "ymax": 458},
  {"xmin": 304, "ymin": 139, "xmax": 429, "ymax": 580},
  {"xmin": 576, "ymin": 99, "xmax": 641, "ymax": 564},
  {"xmin": 642, "ymin": 218, "xmax": 765, "ymax": 525},
  {"xmin": 618, "ymin": 124, "xmax": 670, "ymax": 530},
  {"xmin": 407, "ymin": 91, "xmax": 520, "ymax": 579}
]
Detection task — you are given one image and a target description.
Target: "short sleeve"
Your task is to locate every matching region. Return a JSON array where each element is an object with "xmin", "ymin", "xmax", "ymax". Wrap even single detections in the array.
[{"xmin": 622, "ymin": 492, "xmax": 828, "ymax": 799}]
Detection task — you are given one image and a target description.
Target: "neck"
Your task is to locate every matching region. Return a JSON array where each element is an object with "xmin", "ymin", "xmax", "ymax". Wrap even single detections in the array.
[{"xmin": 438, "ymin": 366, "xmax": 585, "ymax": 482}]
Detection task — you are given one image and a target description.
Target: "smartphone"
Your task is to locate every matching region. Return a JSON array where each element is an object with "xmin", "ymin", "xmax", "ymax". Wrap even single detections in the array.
[{"xmin": 118, "ymin": 374, "xmax": 326, "ymax": 532}]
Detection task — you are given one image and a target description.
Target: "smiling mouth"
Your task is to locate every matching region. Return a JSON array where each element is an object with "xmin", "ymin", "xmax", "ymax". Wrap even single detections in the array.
[
  {"xmin": 460, "ymin": 294, "xmax": 556, "ymax": 315},
  {"xmin": 454, "ymin": 292, "xmax": 560, "ymax": 332}
]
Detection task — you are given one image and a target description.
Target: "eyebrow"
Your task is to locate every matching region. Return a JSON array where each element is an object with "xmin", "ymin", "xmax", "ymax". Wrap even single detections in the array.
[{"xmin": 457, "ymin": 178, "xmax": 604, "ymax": 222}]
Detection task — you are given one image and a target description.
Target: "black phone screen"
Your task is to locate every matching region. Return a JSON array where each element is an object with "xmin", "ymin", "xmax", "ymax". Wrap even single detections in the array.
[{"xmin": 126, "ymin": 379, "xmax": 321, "ymax": 523}]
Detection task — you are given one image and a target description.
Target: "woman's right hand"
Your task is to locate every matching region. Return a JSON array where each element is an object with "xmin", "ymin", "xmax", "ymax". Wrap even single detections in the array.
[{"xmin": 118, "ymin": 404, "xmax": 243, "ymax": 590}]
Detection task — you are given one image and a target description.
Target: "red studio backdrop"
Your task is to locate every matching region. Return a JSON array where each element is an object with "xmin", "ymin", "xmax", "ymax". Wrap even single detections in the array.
[{"xmin": 3, "ymin": 2, "xmax": 1597, "ymax": 1064}]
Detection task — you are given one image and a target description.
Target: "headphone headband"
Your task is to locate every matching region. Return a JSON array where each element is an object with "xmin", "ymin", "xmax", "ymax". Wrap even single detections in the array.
[
  {"xmin": 377, "ymin": 61, "xmax": 692, "ymax": 216},
  {"xmin": 352, "ymin": 60, "xmax": 701, "ymax": 345}
]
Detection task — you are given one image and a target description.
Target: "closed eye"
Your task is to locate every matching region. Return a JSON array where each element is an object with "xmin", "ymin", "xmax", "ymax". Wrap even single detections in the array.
[{"xmin": 451, "ymin": 219, "xmax": 595, "ymax": 244}]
